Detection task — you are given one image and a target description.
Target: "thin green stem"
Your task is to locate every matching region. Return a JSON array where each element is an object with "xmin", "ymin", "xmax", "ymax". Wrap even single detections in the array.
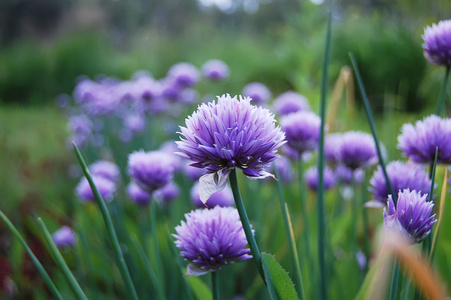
[
  {"xmin": 229, "ymin": 169, "xmax": 264, "ymax": 280},
  {"xmin": 361, "ymin": 179, "xmax": 370, "ymax": 274},
  {"xmin": 0, "ymin": 211, "xmax": 63, "ymax": 300},
  {"xmin": 73, "ymin": 143, "xmax": 139, "ymax": 300},
  {"xmin": 150, "ymin": 197, "xmax": 165, "ymax": 298},
  {"xmin": 212, "ymin": 271, "xmax": 220, "ymax": 300},
  {"xmin": 435, "ymin": 66, "xmax": 450, "ymax": 116},
  {"xmin": 389, "ymin": 262, "xmax": 400, "ymax": 300},
  {"xmin": 36, "ymin": 218, "xmax": 88, "ymax": 300},
  {"xmin": 317, "ymin": 8, "xmax": 332, "ymax": 300},
  {"xmin": 298, "ymin": 159, "xmax": 312, "ymax": 279},
  {"xmin": 274, "ymin": 163, "xmax": 305, "ymax": 300}
]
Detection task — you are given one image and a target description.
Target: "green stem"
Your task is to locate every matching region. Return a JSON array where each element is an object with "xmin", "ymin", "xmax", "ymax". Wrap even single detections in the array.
[
  {"xmin": 73, "ymin": 143, "xmax": 139, "ymax": 300},
  {"xmin": 150, "ymin": 197, "xmax": 165, "ymax": 298},
  {"xmin": 0, "ymin": 211, "xmax": 63, "ymax": 300},
  {"xmin": 361, "ymin": 179, "xmax": 370, "ymax": 274},
  {"xmin": 36, "ymin": 218, "xmax": 88, "ymax": 300},
  {"xmin": 435, "ymin": 66, "xmax": 450, "ymax": 116},
  {"xmin": 229, "ymin": 169, "xmax": 264, "ymax": 280},
  {"xmin": 389, "ymin": 262, "xmax": 400, "ymax": 300},
  {"xmin": 212, "ymin": 271, "xmax": 220, "ymax": 300},
  {"xmin": 274, "ymin": 163, "xmax": 305, "ymax": 300},
  {"xmin": 317, "ymin": 8, "xmax": 332, "ymax": 300},
  {"xmin": 298, "ymin": 159, "xmax": 312, "ymax": 278}
]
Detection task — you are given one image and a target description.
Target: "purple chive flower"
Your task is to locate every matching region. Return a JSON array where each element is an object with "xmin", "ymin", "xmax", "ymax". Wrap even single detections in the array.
[
  {"xmin": 242, "ymin": 82, "xmax": 272, "ymax": 105},
  {"xmin": 304, "ymin": 166, "xmax": 336, "ymax": 191},
  {"xmin": 68, "ymin": 114, "xmax": 93, "ymax": 147},
  {"xmin": 123, "ymin": 114, "xmax": 146, "ymax": 133},
  {"xmin": 369, "ymin": 161, "xmax": 432, "ymax": 207},
  {"xmin": 274, "ymin": 156, "xmax": 295, "ymax": 183},
  {"xmin": 75, "ymin": 175, "xmax": 116, "ymax": 203},
  {"xmin": 177, "ymin": 94, "xmax": 285, "ymax": 202},
  {"xmin": 280, "ymin": 111, "xmax": 321, "ymax": 155},
  {"xmin": 338, "ymin": 131, "xmax": 378, "ymax": 170},
  {"xmin": 384, "ymin": 189, "xmax": 437, "ymax": 244},
  {"xmin": 52, "ymin": 226, "xmax": 77, "ymax": 248},
  {"xmin": 160, "ymin": 141, "xmax": 184, "ymax": 172},
  {"xmin": 167, "ymin": 63, "xmax": 200, "ymax": 87},
  {"xmin": 398, "ymin": 115, "xmax": 451, "ymax": 165},
  {"xmin": 89, "ymin": 160, "xmax": 121, "ymax": 183},
  {"xmin": 127, "ymin": 150, "xmax": 175, "ymax": 193},
  {"xmin": 191, "ymin": 182, "xmax": 235, "ymax": 208},
  {"xmin": 127, "ymin": 181, "xmax": 150, "ymax": 205},
  {"xmin": 272, "ymin": 91, "xmax": 310, "ymax": 116},
  {"xmin": 173, "ymin": 206, "xmax": 252, "ymax": 276},
  {"xmin": 202, "ymin": 59, "xmax": 230, "ymax": 81},
  {"xmin": 154, "ymin": 181, "xmax": 180, "ymax": 204},
  {"xmin": 422, "ymin": 20, "xmax": 451, "ymax": 67}
]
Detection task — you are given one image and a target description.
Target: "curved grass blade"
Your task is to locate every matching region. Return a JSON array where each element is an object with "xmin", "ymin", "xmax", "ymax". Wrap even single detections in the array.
[
  {"xmin": 430, "ymin": 167, "xmax": 447, "ymax": 262},
  {"xmin": 73, "ymin": 142, "xmax": 139, "ymax": 300},
  {"xmin": 36, "ymin": 217, "xmax": 88, "ymax": 300},
  {"xmin": 0, "ymin": 210, "xmax": 63, "ymax": 300}
]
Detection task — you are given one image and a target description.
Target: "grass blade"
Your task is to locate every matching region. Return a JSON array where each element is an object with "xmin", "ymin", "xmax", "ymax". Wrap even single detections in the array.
[
  {"xmin": 430, "ymin": 167, "xmax": 447, "ymax": 262},
  {"xmin": 36, "ymin": 217, "xmax": 88, "ymax": 300}
]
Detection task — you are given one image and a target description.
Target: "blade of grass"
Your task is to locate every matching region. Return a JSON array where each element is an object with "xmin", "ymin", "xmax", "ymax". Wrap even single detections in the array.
[
  {"xmin": 435, "ymin": 66, "xmax": 450, "ymax": 115},
  {"xmin": 73, "ymin": 142, "xmax": 139, "ymax": 300},
  {"xmin": 316, "ymin": 7, "xmax": 333, "ymax": 300},
  {"xmin": 0, "ymin": 210, "xmax": 63, "ymax": 300},
  {"xmin": 430, "ymin": 167, "xmax": 447, "ymax": 262},
  {"xmin": 36, "ymin": 217, "xmax": 88, "ymax": 300}
]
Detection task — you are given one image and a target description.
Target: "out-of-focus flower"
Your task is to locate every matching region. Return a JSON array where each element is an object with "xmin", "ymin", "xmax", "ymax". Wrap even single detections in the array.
[
  {"xmin": 384, "ymin": 189, "xmax": 437, "ymax": 244},
  {"xmin": 191, "ymin": 182, "xmax": 234, "ymax": 208},
  {"xmin": 167, "ymin": 63, "xmax": 200, "ymax": 87},
  {"xmin": 76, "ymin": 175, "xmax": 116, "ymax": 203},
  {"xmin": 173, "ymin": 206, "xmax": 251, "ymax": 276},
  {"xmin": 52, "ymin": 226, "xmax": 77, "ymax": 249},
  {"xmin": 369, "ymin": 161, "xmax": 432, "ymax": 207},
  {"xmin": 177, "ymin": 94, "xmax": 285, "ymax": 202},
  {"xmin": 274, "ymin": 155, "xmax": 295, "ymax": 183},
  {"xmin": 123, "ymin": 114, "xmax": 146, "ymax": 133},
  {"xmin": 398, "ymin": 115, "xmax": 451, "ymax": 165},
  {"xmin": 324, "ymin": 133, "xmax": 343, "ymax": 164},
  {"xmin": 68, "ymin": 114, "xmax": 93, "ymax": 147},
  {"xmin": 127, "ymin": 181, "xmax": 150, "ymax": 205},
  {"xmin": 280, "ymin": 111, "xmax": 321, "ymax": 155},
  {"xmin": 127, "ymin": 150, "xmax": 175, "ymax": 193},
  {"xmin": 202, "ymin": 59, "xmax": 230, "ymax": 81},
  {"xmin": 242, "ymin": 82, "xmax": 272, "ymax": 105},
  {"xmin": 184, "ymin": 162, "xmax": 207, "ymax": 181},
  {"xmin": 422, "ymin": 20, "xmax": 451, "ymax": 67},
  {"xmin": 304, "ymin": 165, "xmax": 336, "ymax": 191},
  {"xmin": 89, "ymin": 160, "xmax": 121, "ymax": 183},
  {"xmin": 154, "ymin": 181, "xmax": 180, "ymax": 204},
  {"xmin": 272, "ymin": 91, "xmax": 310, "ymax": 116},
  {"xmin": 335, "ymin": 165, "xmax": 365, "ymax": 185},
  {"xmin": 338, "ymin": 131, "xmax": 378, "ymax": 170}
]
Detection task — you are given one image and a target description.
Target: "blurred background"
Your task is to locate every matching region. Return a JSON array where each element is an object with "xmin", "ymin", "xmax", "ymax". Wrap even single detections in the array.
[{"xmin": 1, "ymin": 0, "xmax": 451, "ymax": 298}]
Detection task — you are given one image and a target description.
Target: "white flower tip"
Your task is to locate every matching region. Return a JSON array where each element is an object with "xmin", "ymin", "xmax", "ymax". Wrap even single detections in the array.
[{"xmin": 199, "ymin": 170, "xmax": 230, "ymax": 204}]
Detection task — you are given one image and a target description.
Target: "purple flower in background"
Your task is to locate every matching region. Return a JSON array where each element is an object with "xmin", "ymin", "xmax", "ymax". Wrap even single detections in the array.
[
  {"xmin": 422, "ymin": 20, "xmax": 451, "ymax": 67},
  {"xmin": 384, "ymin": 189, "xmax": 437, "ymax": 244},
  {"xmin": 304, "ymin": 165, "xmax": 336, "ymax": 191},
  {"xmin": 324, "ymin": 133, "xmax": 343, "ymax": 164},
  {"xmin": 173, "ymin": 206, "xmax": 252, "ymax": 276},
  {"xmin": 280, "ymin": 111, "xmax": 321, "ymax": 155},
  {"xmin": 76, "ymin": 175, "xmax": 116, "ymax": 203},
  {"xmin": 52, "ymin": 226, "xmax": 77, "ymax": 248},
  {"xmin": 242, "ymin": 82, "xmax": 272, "ymax": 105},
  {"xmin": 167, "ymin": 62, "xmax": 200, "ymax": 87},
  {"xmin": 127, "ymin": 150, "xmax": 175, "ymax": 193},
  {"xmin": 89, "ymin": 160, "xmax": 121, "ymax": 183},
  {"xmin": 398, "ymin": 115, "xmax": 451, "ymax": 165},
  {"xmin": 274, "ymin": 156, "xmax": 294, "ymax": 183},
  {"xmin": 335, "ymin": 165, "xmax": 365, "ymax": 185},
  {"xmin": 127, "ymin": 181, "xmax": 150, "ymax": 205},
  {"xmin": 338, "ymin": 131, "xmax": 378, "ymax": 170},
  {"xmin": 272, "ymin": 91, "xmax": 310, "ymax": 116},
  {"xmin": 123, "ymin": 114, "xmax": 146, "ymax": 133},
  {"xmin": 191, "ymin": 182, "xmax": 235, "ymax": 208},
  {"xmin": 184, "ymin": 162, "xmax": 207, "ymax": 181},
  {"xmin": 369, "ymin": 161, "xmax": 432, "ymax": 207},
  {"xmin": 68, "ymin": 114, "xmax": 93, "ymax": 147},
  {"xmin": 202, "ymin": 59, "xmax": 230, "ymax": 81},
  {"xmin": 177, "ymin": 94, "xmax": 285, "ymax": 202},
  {"xmin": 154, "ymin": 181, "xmax": 180, "ymax": 204},
  {"xmin": 160, "ymin": 141, "xmax": 184, "ymax": 172}
]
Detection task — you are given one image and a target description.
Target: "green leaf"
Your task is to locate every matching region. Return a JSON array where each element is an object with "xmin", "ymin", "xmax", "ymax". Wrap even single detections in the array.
[
  {"xmin": 186, "ymin": 275, "xmax": 212, "ymax": 300},
  {"xmin": 261, "ymin": 253, "xmax": 299, "ymax": 300}
]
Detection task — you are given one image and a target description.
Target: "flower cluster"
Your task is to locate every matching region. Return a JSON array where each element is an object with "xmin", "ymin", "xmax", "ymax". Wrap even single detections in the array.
[
  {"xmin": 173, "ymin": 206, "xmax": 252, "ymax": 276},
  {"xmin": 280, "ymin": 111, "xmax": 321, "ymax": 155},
  {"xmin": 422, "ymin": 19, "xmax": 451, "ymax": 67},
  {"xmin": 384, "ymin": 189, "xmax": 437, "ymax": 244}
]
